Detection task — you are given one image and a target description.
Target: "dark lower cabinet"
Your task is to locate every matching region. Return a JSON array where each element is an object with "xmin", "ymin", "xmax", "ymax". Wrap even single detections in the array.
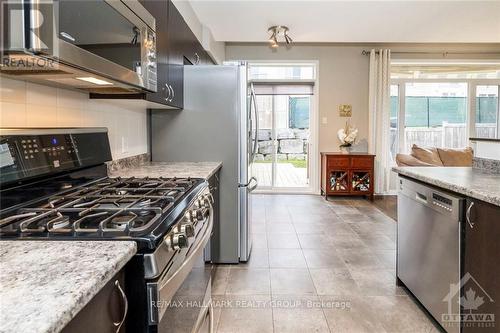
[
  {"xmin": 62, "ymin": 269, "xmax": 127, "ymax": 333},
  {"xmin": 462, "ymin": 198, "xmax": 500, "ymax": 333}
]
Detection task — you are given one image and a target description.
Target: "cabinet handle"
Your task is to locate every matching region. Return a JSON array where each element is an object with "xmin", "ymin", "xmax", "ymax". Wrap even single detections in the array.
[
  {"xmin": 466, "ymin": 201, "xmax": 475, "ymax": 229},
  {"xmin": 164, "ymin": 83, "xmax": 171, "ymax": 102},
  {"xmin": 113, "ymin": 280, "xmax": 128, "ymax": 333}
]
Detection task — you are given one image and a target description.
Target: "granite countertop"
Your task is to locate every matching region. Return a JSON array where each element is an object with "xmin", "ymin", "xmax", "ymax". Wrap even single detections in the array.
[
  {"xmin": 392, "ymin": 167, "xmax": 500, "ymax": 206},
  {"xmin": 0, "ymin": 241, "xmax": 136, "ymax": 333},
  {"xmin": 109, "ymin": 161, "xmax": 222, "ymax": 180}
]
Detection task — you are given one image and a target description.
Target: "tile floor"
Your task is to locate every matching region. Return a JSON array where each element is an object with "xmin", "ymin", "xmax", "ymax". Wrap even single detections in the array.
[{"xmin": 211, "ymin": 194, "xmax": 440, "ymax": 333}]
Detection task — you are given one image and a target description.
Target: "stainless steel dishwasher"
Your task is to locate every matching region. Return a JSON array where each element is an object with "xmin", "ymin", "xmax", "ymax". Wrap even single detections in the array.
[{"xmin": 397, "ymin": 176, "xmax": 464, "ymax": 333}]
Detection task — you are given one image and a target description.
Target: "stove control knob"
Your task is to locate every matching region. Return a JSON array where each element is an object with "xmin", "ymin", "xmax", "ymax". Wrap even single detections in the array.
[
  {"xmin": 166, "ymin": 232, "xmax": 189, "ymax": 251},
  {"xmin": 195, "ymin": 195, "xmax": 212, "ymax": 209},
  {"xmin": 179, "ymin": 222, "xmax": 195, "ymax": 237},
  {"xmin": 204, "ymin": 193, "xmax": 214, "ymax": 205},
  {"xmin": 194, "ymin": 198, "xmax": 208, "ymax": 209},
  {"xmin": 184, "ymin": 210, "xmax": 197, "ymax": 222},
  {"xmin": 194, "ymin": 209, "xmax": 207, "ymax": 221}
]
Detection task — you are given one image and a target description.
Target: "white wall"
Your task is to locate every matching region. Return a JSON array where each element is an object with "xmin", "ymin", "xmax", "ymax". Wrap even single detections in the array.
[
  {"xmin": 227, "ymin": 44, "xmax": 370, "ymax": 154},
  {"xmin": 226, "ymin": 43, "xmax": 500, "ymax": 155},
  {"xmin": 0, "ymin": 77, "xmax": 147, "ymax": 160}
]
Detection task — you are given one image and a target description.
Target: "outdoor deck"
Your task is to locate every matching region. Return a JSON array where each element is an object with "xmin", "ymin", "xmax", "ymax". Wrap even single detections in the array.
[{"xmin": 253, "ymin": 162, "xmax": 308, "ymax": 188}]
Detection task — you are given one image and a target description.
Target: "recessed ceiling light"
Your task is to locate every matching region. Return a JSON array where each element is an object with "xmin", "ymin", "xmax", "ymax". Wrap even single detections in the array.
[{"xmin": 75, "ymin": 77, "xmax": 113, "ymax": 85}]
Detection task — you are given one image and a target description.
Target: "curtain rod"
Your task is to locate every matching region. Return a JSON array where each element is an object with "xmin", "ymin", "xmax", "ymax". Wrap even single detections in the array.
[{"xmin": 361, "ymin": 50, "xmax": 500, "ymax": 56}]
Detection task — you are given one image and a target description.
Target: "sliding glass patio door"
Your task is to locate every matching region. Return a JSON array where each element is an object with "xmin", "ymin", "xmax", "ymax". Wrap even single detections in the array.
[
  {"xmin": 252, "ymin": 92, "xmax": 312, "ymax": 191},
  {"xmin": 248, "ymin": 62, "xmax": 317, "ymax": 193}
]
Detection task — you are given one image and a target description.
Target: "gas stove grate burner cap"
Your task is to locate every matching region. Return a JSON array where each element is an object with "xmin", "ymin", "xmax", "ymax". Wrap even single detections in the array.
[
  {"xmin": 48, "ymin": 214, "xmax": 71, "ymax": 230},
  {"xmin": 136, "ymin": 199, "xmax": 153, "ymax": 215},
  {"xmin": 108, "ymin": 214, "xmax": 135, "ymax": 230}
]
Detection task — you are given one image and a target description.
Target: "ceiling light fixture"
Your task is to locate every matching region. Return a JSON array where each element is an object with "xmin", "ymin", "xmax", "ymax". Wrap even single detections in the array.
[{"xmin": 267, "ymin": 26, "xmax": 292, "ymax": 48}]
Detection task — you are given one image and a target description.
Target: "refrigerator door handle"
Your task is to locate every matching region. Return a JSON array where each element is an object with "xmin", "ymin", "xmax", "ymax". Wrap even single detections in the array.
[{"xmin": 250, "ymin": 84, "xmax": 259, "ymax": 162}]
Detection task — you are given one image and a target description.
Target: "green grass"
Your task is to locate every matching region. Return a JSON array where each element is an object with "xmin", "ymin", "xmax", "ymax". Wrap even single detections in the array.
[{"xmin": 255, "ymin": 159, "xmax": 307, "ymax": 168}]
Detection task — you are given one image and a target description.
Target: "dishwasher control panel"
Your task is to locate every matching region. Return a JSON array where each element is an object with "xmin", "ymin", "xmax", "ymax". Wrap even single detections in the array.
[{"xmin": 432, "ymin": 193, "xmax": 453, "ymax": 211}]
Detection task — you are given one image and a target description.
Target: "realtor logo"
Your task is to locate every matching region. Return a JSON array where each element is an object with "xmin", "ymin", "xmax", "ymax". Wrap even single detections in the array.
[
  {"xmin": 1, "ymin": 0, "xmax": 57, "ymax": 70},
  {"xmin": 442, "ymin": 272, "xmax": 495, "ymax": 328}
]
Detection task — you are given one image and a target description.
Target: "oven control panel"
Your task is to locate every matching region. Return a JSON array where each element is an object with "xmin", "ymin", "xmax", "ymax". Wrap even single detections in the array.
[
  {"xmin": 0, "ymin": 130, "xmax": 111, "ymax": 185},
  {"xmin": 16, "ymin": 135, "xmax": 78, "ymax": 165}
]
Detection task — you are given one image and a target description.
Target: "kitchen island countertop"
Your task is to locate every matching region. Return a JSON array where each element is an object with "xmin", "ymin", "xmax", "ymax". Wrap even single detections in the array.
[
  {"xmin": 109, "ymin": 161, "xmax": 222, "ymax": 180},
  {"xmin": 392, "ymin": 167, "xmax": 500, "ymax": 206},
  {"xmin": 0, "ymin": 241, "xmax": 136, "ymax": 333}
]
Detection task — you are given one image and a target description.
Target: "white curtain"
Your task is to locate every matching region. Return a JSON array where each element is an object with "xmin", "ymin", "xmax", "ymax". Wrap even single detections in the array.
[{"xmin": 368, "ymin": 49, "xmax": 391, "ymax": 194}]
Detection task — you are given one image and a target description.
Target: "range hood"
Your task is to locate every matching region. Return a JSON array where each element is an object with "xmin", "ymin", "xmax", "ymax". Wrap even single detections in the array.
[{"xmin": 1, "ymin": 53, "xmax": 146, "ymax": 94}]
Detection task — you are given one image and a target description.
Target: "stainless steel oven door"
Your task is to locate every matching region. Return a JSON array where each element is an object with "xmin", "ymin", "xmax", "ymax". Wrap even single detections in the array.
[
  {"xmin": 147, "ymin": 204, "xmax": 213, "ymax": 331},
  {"xmin": 159, "ymin": 252, "xmax": 213, "ymax": 333}
]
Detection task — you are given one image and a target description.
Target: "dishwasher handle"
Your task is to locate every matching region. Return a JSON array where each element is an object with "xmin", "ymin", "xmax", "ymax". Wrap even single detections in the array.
[{"xmin": 415, "ymin": 192, "xmax": 428, "ymax": 205}]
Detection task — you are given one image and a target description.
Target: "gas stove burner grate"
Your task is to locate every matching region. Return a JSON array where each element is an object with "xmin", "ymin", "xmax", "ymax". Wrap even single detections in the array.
[{"xmin": 0, "ymin": 176, "xmax": 203, "ymax": 239}]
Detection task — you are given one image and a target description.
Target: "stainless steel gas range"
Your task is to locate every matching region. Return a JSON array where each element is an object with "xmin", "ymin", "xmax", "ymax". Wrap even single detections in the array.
[{"xmin": 0, "ymin": 128, "xmax": 214, "ymax": 333}]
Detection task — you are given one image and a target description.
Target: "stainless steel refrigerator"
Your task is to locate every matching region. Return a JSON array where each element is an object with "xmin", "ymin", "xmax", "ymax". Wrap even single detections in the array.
[{"xmin": 150, "ymin": 64, "xmax": 258, "ymax": 263}]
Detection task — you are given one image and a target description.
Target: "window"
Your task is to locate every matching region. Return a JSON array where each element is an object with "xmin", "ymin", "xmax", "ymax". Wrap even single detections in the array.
[
  {"xmin": 475, "ymin": 85, "xmax": 499, "ymax": 139},
  {"xmin": 289, "ymin": 97, "xmax": 310, "ymax": 129},
  {"xmin": 249, "ymin": 64, "xmax": 315, "ymax": 80},
  {"xmin": 390, "ymin": 63, "xmax": 500, "ymax": 157},
  {"xmin": 403, "ymin": 82, "xmax": 468, "ymax": 151},
  {"xmin": 389, "ymin": 85, "xmax": 399, "ymax": 161}
]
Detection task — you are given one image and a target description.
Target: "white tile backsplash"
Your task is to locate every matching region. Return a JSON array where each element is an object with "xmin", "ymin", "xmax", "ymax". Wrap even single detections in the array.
[
  {"xmin": 26, "ymin": 82, "xmax": 57, "ymax": 106},
  {"xmin": 0, "ymin": 77, "xmax": 26, "ymax": 104},
  {"xmin": 0, "ymin": 77, "xmax": 148, "ymax": 160}
]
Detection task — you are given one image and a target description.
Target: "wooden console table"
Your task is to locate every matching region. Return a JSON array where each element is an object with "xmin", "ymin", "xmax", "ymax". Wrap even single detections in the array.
[{"xmin": 320, "ymin": 152, "xmax": 375, "ymax": 200}]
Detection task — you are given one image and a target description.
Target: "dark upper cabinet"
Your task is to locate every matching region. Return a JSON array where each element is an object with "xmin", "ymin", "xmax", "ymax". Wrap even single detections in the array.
[
  {"xmin": 140, "ymin": 0, "xmax": 169, "ymax": 106},
  {"xmin": 183, "ymin": 24, "xmax": 204, "ymax": 66},
  {"xmin": 462, "ymin": 198, "xmax": 500, "ymax": 333},
  {"xmin": 92, "ymin": 0, "xmax": 214, "ymax": 109},
  {"xmin": 165, "ymin": 0, "xmax": 185, "ymax": 109},
  {"xmin": 140, "ymin": 0, "xmax": 184, "ymax": 109}
]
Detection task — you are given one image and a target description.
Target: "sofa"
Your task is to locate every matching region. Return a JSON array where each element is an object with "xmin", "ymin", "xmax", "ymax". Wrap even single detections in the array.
[{"xmin": 396, "ymin": 145, "xmax": 473, "ymax": 167}]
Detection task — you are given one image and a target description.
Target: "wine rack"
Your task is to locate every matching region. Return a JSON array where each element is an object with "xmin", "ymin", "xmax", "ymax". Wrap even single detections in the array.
[
  {"xmin": 352, "ymin": 171, "xmax": 370, "ymax": 192},
  {"xmin": 330, "ymin": 171, "xmax": 349, "ymax": 192},
  {"xmin": 320, "ymin": 152, "xmax": 375, "ymax": 200}
]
